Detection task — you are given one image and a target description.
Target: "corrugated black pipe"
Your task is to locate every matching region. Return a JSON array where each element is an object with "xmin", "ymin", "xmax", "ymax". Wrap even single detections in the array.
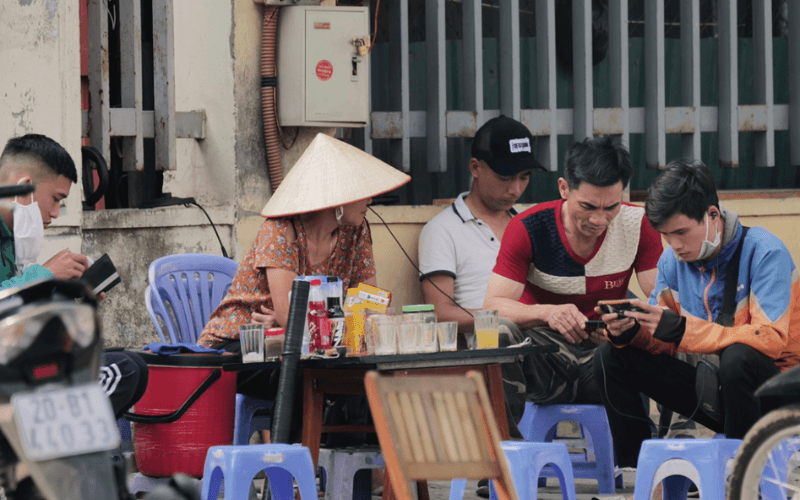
[{"xmin": 270, "ymin": 279, "xmax": 310, "ymax": 444}]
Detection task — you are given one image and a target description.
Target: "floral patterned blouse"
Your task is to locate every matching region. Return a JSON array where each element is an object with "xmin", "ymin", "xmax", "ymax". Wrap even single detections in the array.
[{"xmin": 197, "ymin": 217, "xmax": 376, "ymax": 347}]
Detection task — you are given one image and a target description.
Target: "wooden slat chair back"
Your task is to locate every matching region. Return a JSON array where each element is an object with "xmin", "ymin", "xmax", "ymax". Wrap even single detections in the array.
[{"xmin": 364, "ymin": 370, "xmax": 519, "ymax": 500}]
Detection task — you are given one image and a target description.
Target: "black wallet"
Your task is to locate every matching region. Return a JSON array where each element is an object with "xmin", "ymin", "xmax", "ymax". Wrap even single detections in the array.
[{"xmin": 80, "ymin": 254, "xmax": 121, "ymax": 294}]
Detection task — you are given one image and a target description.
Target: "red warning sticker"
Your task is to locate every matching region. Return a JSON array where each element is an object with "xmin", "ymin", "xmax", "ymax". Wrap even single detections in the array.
[
  {"xmin": 314, "ymin": 22, "xmax": 331, "ymax": 30},
  {"xmin": 316, "ymin": 60, "xmax": 333, "ymax": 81}
]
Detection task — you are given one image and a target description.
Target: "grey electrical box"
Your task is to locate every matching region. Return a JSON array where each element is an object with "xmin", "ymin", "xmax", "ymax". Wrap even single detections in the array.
[{"xmin": 277, "ymin": 6, "xmax": 370, "ymax": 127}]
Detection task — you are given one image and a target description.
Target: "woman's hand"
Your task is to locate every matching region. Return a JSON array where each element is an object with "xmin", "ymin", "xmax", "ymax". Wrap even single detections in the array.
[{"xmin": 251, "ymin": 305, "xmax": 277, "ymax": 327}]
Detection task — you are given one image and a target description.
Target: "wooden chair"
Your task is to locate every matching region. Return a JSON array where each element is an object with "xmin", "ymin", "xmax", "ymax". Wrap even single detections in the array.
[{"xmin": 364, "ymin": 370, "xmax": 519, "ymax": 500}]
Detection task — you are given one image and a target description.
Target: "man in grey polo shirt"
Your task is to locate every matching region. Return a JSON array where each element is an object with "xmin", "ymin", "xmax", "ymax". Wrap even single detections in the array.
[{"xmin": 418, "ymin": 116, "xmax": 545, "ymax": 342}]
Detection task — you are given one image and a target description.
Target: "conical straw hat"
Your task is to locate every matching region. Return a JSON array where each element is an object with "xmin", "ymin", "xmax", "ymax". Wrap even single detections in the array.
[{"xmin": 261, "ymin": 133, "xmax": 411, "ymax": 218}]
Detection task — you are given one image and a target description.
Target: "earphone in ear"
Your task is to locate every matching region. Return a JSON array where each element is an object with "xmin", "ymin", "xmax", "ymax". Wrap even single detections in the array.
[{"xmin": 711, "ymin": 211, "xmax": 718, "ymax": 219}]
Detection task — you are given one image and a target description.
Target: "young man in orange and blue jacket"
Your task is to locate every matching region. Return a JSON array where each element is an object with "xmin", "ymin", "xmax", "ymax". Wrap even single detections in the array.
[{"xmin": 594, "ymin": 159, "xmax": 800, "ymax": 467}]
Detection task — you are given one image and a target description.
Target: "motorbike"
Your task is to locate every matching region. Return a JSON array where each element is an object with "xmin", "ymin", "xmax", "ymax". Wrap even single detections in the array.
[
  {"xmin": 0, "ymin": 278, "xmax": 129, "ymax": 500},
  {"xmin": 727, "ymin": 363, "xmax": 800, "ymax": 500},
  {"xmin": 0, "ymin": 278, "xmax": 201, "ymax": 500}
]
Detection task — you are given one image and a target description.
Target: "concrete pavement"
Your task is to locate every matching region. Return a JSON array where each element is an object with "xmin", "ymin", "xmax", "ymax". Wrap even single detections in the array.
[{"xmin": 425, "ymin": 476, "xmax": 635, "ymax": 500}]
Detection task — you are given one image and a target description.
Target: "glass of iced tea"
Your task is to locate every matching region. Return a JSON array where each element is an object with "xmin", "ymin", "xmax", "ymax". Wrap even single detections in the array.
[{"xmin": 472, "ymin": 310, "xmax": 499, "ymax": 349}]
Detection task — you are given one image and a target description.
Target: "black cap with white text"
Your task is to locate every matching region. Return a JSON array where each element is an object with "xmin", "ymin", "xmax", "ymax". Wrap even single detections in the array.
[{"xmin": 471, "ymin": 116, "xmax": 546, "ymax": 176}]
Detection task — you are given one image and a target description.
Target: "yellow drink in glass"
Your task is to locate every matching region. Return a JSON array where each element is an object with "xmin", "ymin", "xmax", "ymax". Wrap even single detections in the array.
[
  {"xmin": 475, "ymin": 328, "xmax": 499, "ymax": 349},
  {"xmin": 473, "ymin": 310, "xmax": 500, "ymax": 349}
]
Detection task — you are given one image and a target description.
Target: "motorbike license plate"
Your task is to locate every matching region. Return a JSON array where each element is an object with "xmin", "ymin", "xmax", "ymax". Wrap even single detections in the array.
[{"xmin": 12, "ymin": 384, "xmax": 120, "ymax": 461}]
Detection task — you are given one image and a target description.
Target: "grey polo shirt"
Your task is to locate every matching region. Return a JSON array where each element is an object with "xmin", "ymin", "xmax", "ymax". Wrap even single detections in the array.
[{"xmin": 418, "ymin": 192, "xmax": 517, "ymax": 309}]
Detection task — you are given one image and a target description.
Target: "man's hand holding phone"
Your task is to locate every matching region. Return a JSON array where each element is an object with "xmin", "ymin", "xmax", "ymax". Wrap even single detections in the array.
[
  {"xmin": 597, "ymin": 298, "xmax": 645, "ymax": 316},
  {"xmin": 581, "ymin": 319, "xmax": 608, "ymax": 346},
  {"xmin": 596, "ymin": 299, "xmax": 663, "ymax": 339}
]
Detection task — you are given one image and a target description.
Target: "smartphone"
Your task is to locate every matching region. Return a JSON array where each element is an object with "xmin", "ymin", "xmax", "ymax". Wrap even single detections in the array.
[
  {"xmin": 597, "ymin": 299, "xmax": 644, "ymax": 316},
  {"xmin": 584, "ymin": 320, "xmax": 605, "ymax": 331}
]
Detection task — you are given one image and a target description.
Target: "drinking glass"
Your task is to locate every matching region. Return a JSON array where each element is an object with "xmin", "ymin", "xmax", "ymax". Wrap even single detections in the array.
[
  {"xmin": 368, "ymin": 314, "xmax": 398, "ymax": 355},
  {"xmin": 436, "ymin": 321, "xmax": 458, "ymax": 352},
  {"xmin": 397, "ymin": 322, "xmax": 419, "ymax": 354},
  {"xmin": 472, "ymin": 310, "xmax": 499, "ymax": 349},
  {"xmin": 417, "ymin": 321, "xmax": 438, "ymax": 353},
  {"xmin": 239, "ymin": 324, "xmax": 265, "ymax": 362}
]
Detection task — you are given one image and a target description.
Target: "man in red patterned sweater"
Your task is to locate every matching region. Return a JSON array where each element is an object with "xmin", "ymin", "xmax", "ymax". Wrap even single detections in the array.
[{"xmin": 484, "ymin": 136, "xmax": 663, "ymax": 436}]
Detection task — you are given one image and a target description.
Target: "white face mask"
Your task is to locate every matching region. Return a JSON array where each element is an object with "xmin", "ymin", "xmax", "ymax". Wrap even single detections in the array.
[
  {"xmin": 695, "ymin": 212, "xmax": 721, "ymax": 262},
  {"xmin": 13, "ymin": 186, "xmax": 43, "ymax": 274}
]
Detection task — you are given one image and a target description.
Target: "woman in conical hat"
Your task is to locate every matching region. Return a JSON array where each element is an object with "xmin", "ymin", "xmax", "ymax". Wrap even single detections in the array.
[{"xmin": 198, "ymin": 133, "xmax": 410, "ymax": 348}]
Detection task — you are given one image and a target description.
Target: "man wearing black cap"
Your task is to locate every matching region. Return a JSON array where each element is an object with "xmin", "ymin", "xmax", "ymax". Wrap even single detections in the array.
[
  {"xmin": 418, "ymin": 116, "xmax": 545, "ymax": 338},
  {"xmin": 484, "ymin": 136, "xmax": 663, "ymax": 433}
]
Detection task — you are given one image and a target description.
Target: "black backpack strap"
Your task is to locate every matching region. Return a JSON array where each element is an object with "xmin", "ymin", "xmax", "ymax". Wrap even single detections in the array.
[{"xmin": 717, "ymin": 226, "xmax": 749, "ymax": 327}]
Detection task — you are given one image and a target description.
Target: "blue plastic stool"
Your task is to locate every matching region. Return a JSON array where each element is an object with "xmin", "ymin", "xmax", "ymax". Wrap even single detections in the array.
[
  {"xmin": 448, "ymin": 479, "xmax": 468, "ymax": 500},
  {"xmin": 448, "ymin": 442, "xmax": 577, "ymax": 500},
  {"xmin": 489, "ymin": 442, "xmax": 578, "ymax": 500},
  {"xmin": 117, "ymin": 419, "xmax": 134, "ymax": 452},
  {"xmin": 709, "ymin": 433, "xmax": 786, "ymax": 500},
  {"xmin": 318, "ymin": 446, "xmax": 384, "ymax": 500},
  {"xmin": 233, "ymin": 394, "xmax": 273, "ymax": 445},
  {"xmin": 632, "ymin": 438, "xmax": 742, "ymax": 500},
  {"xmin": 200, "ymin": 444, "xmax": 318, "ymax": 500},
  {"xmin": 114, "ymin": 419, "xmax": 135, "ymax": 468},
  {"xmin": 520, "ymin": 403, "xmax": 622, "ymax": 493},
  {"xmin": 758, "ymin": 438, "xmax": 792, "ymax": 500}
]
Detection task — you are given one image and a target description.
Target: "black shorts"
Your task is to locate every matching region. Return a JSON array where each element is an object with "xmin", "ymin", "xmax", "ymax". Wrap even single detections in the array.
[{"xmin": 100, "ymin": 349, "xmax": 149, "ymax": 419}]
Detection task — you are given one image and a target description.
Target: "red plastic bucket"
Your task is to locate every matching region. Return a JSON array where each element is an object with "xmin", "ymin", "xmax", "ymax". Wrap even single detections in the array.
[{"xmin": 127, "ymin": 352, "xmax": 237, "ymax": 478}]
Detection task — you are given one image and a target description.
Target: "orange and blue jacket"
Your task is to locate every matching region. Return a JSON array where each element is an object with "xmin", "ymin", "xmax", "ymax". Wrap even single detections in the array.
[{"xmin": 614, "ymin": 216, "xmax": 800, "ymax": 372}]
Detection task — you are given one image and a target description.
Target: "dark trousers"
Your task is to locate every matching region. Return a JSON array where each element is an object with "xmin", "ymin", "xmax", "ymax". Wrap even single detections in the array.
[
  {"xmin": 499, "ymin": 320, "xmax": 602, "ymax": 439},
  {"xmin": 593, "ymin": 342, "xmax": 781, "ymax": 467}
]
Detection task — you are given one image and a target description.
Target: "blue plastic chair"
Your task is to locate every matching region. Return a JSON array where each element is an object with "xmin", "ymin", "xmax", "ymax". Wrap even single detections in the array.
[
  {"xmin": 233, "ymin": 393, "xmax": 273, "ymax": 446},
  {"xmin": 200, "ymin": 444, "xmax": 318, "ymax": 500},
  {"xmin": 144, "ymin": 254, "xmax": 273, "ymax": 444},
  {"xmin": 138, "ymin": 254, "xmax": 273, "ymax": 494},
  {"xmin": 519, "ymin": 403, "xmax": 622, "ymax": 494},
  {"xmin": 145, "ymin": 253, "xmax": 239, "ymax": 344},
  {"xmin": 632, "ymin": 438, "xmax": 742, "ymax": 500}
]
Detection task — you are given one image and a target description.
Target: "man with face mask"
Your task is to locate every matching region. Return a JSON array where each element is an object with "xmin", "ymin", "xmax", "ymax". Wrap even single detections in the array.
[
  {"xmin": 0, "ymin": 137, "xmax": 146, "ymax": 500},
  {"xmin": 594, "ymin": 159, "xmax": 800, "ymax": 468},
  {"xmin": 0, "ymin": 134, "xmax": 89, "ymax": 288}
]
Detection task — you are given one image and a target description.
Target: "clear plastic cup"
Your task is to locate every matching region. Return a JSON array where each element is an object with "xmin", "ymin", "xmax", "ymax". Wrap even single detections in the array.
[
  {"xmin": 472, "ymin": 310, "xmax": 500, "ymax": 349},
  {"xmin": 397, "ymin": 322, "xmax": 419, "ymax": 354},
  {"xmin": 436, "ymin": 321, "xmax": 458, "ymax": 352},
  {"xmin": 264, "ymin": 328, "xmax": 285, "ymax": 360},
  {"xmin": 417, "ymin": 321, "xmax": 438, "ymax": 353},
  {"xmin": 239, "ymin": 324, "xmax": 266, "ymax": 362},
  {"xmin": 367, "ymin": 314, "xmax": 398, "ymax": 355}
]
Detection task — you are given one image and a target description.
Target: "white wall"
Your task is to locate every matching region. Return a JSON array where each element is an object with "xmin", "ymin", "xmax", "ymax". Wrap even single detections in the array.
[
  {"xmin": 166, "ymin": 0, "xmax": 237, "ymax": 208},
  {"xmin": 0, "ymin": 0, "xmax": 83, "ymax": 256}
]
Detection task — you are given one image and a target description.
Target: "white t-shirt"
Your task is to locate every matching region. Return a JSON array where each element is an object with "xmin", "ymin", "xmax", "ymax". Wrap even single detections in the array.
[{"xmin": 418, "ymin": 192, "xmax": 517, "ymax": 309}]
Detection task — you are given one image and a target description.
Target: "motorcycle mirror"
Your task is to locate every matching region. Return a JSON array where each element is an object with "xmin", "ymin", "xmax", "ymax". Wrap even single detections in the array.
[{"xmin": 0, "ymin": 184, "xmax": 34, "ymax": 199}]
